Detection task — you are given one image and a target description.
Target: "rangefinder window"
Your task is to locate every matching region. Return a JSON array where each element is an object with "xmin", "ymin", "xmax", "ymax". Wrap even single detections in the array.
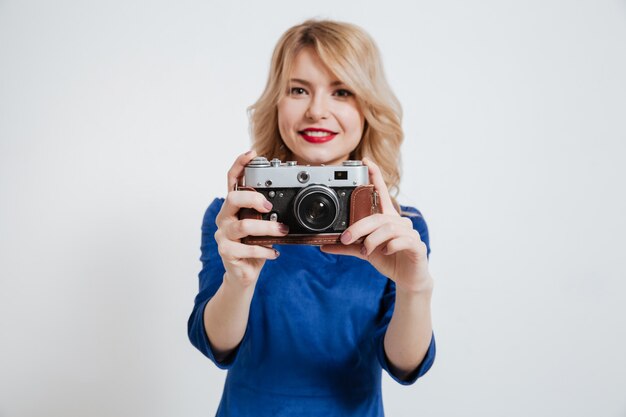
[{"xmin": 334, "ymin": 171, "xmax": 348, "ymax": 180}]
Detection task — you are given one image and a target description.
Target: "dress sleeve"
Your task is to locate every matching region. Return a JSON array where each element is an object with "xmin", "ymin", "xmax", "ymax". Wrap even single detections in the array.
[
  {"xmin": 374, "ymin": 206, "xmax": 436, "ymax": 385},
  {"xmin": 187, "ymin": 197, "xmax": 249, "ymax": 369}
]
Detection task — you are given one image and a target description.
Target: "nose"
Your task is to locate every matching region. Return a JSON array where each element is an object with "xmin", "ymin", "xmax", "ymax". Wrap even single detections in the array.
[{"xmin": 305, "ymin": 94, "xmax": 329, "ymax": 121}]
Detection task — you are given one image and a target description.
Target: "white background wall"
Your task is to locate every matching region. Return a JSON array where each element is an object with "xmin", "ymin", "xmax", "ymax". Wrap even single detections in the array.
[{"xmin": 1, "ymin": 1, "xmax": 625, "ymax": 416}]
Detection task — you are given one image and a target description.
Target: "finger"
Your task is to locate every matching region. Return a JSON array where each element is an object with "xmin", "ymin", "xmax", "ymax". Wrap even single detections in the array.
[
  {"xmin": 340, "ymin": 214, "xmax": 408, "ymax": 245},
  {"xmin": 383, "ymin": 235, "xmax": 427, "ymax": 260},
  {"xmin": 320, "ymin": 243, "xmax": 365, "ymax": 259},
  {"xmin": 362, "ymin": 157, "xmax": 396, "ymax": 215},
  {"xmin": 217, "ymin": 190, "xmax": 273, "ymax": 224},
  {"xmin": 361, "ymin": 222, "xmax": 407, "ymax": 256},
  {"xmin": 227, "ymin": 150, "xmax": 257, "ymax": 192},
  {"xmin": 224, "ymin": 218, "xmax": 289, "ymax": 241},
  {"xmin": 218, "ymin": 239, "xmax": 279, "ymax": 262}
]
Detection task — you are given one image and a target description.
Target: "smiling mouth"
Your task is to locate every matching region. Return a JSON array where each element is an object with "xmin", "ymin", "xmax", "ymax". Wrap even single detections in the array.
[{"xmin": 299, "ymin": 129, "xmax": 338, "ymax": 143}]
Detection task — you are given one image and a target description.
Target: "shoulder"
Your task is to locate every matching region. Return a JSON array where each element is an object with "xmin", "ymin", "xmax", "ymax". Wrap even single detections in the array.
[
  {"xmin": 399, "ymin": 205, "xmax": 427, "ymax": 227},
  {"xmin": 202, "ymin": 197, "xmax": 225, "ymax": 230},
  {"xmin": 399, "ymin": 204, "xmax": 431, "ymax": 257}
]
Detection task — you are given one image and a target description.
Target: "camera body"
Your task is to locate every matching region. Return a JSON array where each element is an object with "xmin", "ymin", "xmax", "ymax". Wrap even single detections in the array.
[{"xmin": 237, "ymin": 157, "xmax": 380, "ymax": 245}]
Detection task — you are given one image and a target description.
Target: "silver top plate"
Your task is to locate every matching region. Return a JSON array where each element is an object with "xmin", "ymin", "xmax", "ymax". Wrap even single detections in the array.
[{"xmin": 243, "ymin": 159, "xmax": 369, "ymax": 188}]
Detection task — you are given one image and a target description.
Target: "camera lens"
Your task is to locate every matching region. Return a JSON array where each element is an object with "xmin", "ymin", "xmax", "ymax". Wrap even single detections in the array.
[{"xmin": 293, "ymin": 185, "xmax": 340, "ymax": 232}]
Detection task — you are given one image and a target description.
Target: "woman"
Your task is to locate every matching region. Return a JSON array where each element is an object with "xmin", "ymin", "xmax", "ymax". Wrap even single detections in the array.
[{"xmin": 188, "ymin": 19, "xmax": 436, "ymax": 416}]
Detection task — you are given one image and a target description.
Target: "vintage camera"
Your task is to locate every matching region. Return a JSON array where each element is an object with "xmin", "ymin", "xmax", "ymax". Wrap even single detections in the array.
[{"xmin": 237, "ymin": 157, "xmax": 380, "ymax": 245}]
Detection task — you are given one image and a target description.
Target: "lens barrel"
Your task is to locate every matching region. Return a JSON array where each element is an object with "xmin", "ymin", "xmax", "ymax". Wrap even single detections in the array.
[{"xmin": 293, "ymin": 185, "xmax": 340, "ymax": 232}]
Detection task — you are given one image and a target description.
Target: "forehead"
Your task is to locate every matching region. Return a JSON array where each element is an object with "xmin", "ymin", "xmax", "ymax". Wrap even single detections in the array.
[{"xmin": 288, "ymin": 48, "xmax": 338, "ymax": 82}]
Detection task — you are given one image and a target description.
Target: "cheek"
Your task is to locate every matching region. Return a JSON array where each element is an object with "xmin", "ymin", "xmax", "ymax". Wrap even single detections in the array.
[
  {"xmin": 277, "ymin": 101, "xmax": 300, "ymax": 131},
  {"xmin": 342, "ymin": 107, "xmax": 365, "ymax": 137},
  {"xmin": 276, "ymin": 102, "xmax": 291, "ymax": 137}
]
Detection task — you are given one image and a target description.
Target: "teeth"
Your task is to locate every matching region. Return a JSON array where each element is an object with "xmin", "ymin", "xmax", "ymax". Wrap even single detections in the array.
[{"xmin": 302, "ymin": 131, "xmax": 333, "ymax": 137}]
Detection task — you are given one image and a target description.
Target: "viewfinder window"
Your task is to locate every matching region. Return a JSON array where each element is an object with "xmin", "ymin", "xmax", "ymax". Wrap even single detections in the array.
[{"xmin": 334, "ymin": 171, "xmax": 348, "ymax": 180}]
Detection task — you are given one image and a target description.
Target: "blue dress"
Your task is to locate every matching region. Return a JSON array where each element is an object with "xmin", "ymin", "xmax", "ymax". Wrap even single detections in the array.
[{"xmin": 188, "ymin": 198, "xmax": 436, "ymax": 416}]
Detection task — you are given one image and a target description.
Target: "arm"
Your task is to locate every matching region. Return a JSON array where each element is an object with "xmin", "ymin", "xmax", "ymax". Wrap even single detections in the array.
[
  {"xmin": 188, "ymin": 150, "xmax": 288, "ymax": 365},
  {"xmin": 203, "ymin": 274, "xmax": 256, "ymax": 363},
  {"xmin": 320, "ymin": 157, "xmax": 436, "ymax": 382},
  {"xmin": 383, "ymin": 278, "xmax": 434, "ymax": 380}
]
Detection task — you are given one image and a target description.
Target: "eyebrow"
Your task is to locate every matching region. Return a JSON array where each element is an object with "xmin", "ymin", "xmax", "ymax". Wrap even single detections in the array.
[{"xmin": 289, "ymin": 78, "xmax": 346, "ymax": 87}]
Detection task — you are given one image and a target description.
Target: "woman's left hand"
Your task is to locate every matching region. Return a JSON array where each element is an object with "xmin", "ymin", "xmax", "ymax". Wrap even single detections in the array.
[{"xmin": 320, "ymin": 157, "xmax": 433, "ymax": 294}]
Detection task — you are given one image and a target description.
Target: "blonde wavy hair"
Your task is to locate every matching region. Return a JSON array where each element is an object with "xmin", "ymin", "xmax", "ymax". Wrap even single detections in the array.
[{"xmin": 248, "ymin": 19, "xmax": 405, "ymax": 210}]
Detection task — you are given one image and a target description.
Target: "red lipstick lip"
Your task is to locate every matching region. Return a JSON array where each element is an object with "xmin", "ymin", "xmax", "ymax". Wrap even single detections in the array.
[
  {"xmin": 299, "ymin": 128, "xmax": 337, "ymax": 134},
  {"xmin": 299, "ymin": 128, "xmax": 338, "ymax": 143}
]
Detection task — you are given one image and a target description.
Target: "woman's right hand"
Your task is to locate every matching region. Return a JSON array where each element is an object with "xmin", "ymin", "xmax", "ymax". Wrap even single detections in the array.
[{"xmin": 214, "ymin": 150, "xmax": 289, "ymax": 289}]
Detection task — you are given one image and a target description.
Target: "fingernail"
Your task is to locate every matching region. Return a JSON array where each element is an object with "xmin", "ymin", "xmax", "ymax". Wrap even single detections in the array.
[
  {"xmin": 263, "ymin": 201, "xmax": 273, "ymax": 211},
  {"xmin": 360, "ymin": 245, "xmax": 367, "ymax": 256},
  {"xmin": 278, "ymin": 223, "xmax": 289, "ymax": 234},
  {"xmin": 340, "ymin": 230, "xmax": 352, "ymax": 244},
  {"xmin": 244, "ymin": 149, "xmax": 253, "ymax": 155},
  {"xmin": 274, "ymin": 249, "xmax": 280, "ymax": 258}
]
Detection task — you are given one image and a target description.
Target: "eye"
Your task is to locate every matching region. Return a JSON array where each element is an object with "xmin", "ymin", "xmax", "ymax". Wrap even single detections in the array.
[
  {"xmin": 333, "ymin": 88, "xmax": 354, "ymax": 98},
  {"xmin": 289, "ymin": 87, "xmax": 307, "ymax": 96}
]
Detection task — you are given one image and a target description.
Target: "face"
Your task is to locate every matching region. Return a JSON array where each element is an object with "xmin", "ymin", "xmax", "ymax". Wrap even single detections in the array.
[{"xmin": 277, "ymin": 48, "xmax": 365, "ymax": 166}]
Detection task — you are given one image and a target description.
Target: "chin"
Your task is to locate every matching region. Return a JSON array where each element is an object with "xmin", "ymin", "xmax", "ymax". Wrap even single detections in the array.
[
  {"xmin": 301, "ymin": 154, "xmax": 345, "ymax": 166},
  {"xmin": 288, "ymin": 143, "xmax": 353, "ymax": 166}
]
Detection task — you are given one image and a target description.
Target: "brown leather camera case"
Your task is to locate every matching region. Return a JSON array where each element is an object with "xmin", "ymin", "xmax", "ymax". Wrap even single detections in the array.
[{"xmin": 238, "ymin": 184, "xmax": 381, "ymax": 245}]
